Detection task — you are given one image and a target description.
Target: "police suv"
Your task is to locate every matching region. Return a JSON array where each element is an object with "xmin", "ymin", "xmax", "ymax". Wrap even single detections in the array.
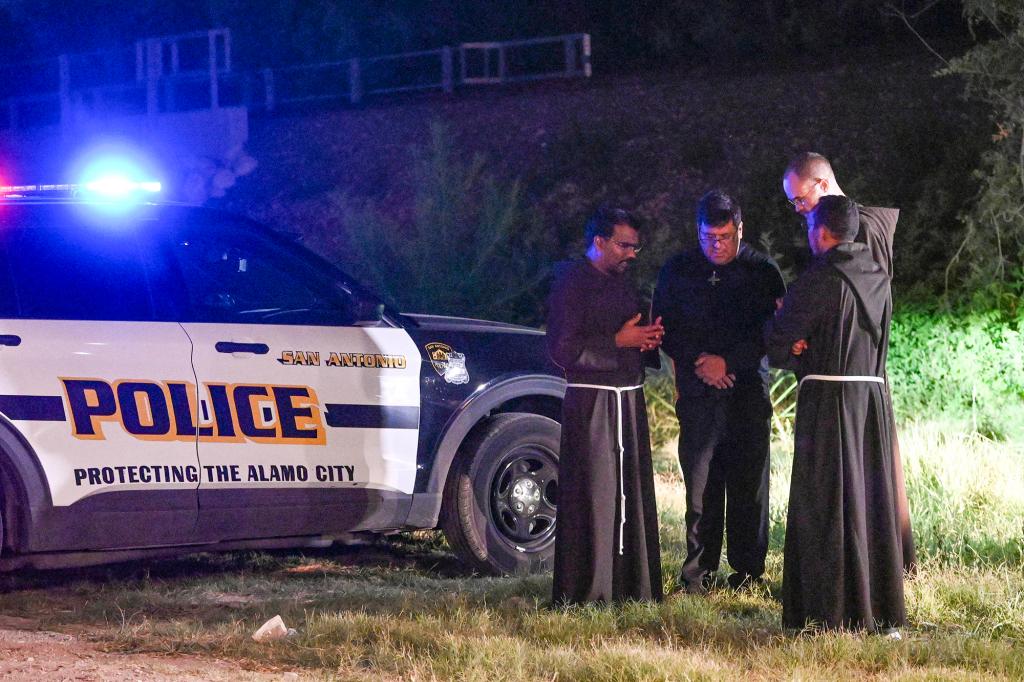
[{"xmin": 0, "ymin": 180, "xmax": 563, "ymax": 575}]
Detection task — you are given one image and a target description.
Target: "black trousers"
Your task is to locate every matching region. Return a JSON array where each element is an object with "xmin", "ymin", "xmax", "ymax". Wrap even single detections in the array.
[{"xmin": 676, "ymin": 390, "xmax": 770, "ymax": 585}]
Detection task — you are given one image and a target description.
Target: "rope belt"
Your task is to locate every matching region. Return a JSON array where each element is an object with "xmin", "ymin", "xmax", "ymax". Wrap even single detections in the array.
[
  {"xmin": 566, "ymin": 382, "xmax": 643, "ymax": 555},
  {"xmin": 798, "ymin": 374, "xmax": 884, "ymax": 391}
]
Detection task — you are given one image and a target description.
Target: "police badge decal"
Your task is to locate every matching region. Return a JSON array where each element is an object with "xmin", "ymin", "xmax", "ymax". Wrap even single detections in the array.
[{"xmin": 424, "ymin": 342, "xmax": 470, "ymax": 385}]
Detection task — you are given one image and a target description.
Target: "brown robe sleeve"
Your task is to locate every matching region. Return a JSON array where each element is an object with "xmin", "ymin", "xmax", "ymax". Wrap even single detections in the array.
[
  {"xmin": 856, "ymin": 205, "xmax": 898, "ymax": 280},
  {"xmin": 546, "ymin": 266, "xmax": 621, "ymax": 374}
]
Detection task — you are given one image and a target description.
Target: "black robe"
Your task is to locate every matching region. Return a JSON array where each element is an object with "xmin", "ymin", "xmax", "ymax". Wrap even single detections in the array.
[
  {"xmin": 857, "ymin": 205, "xmax": 917, "ymax": 574},
  {"xmin": 766, "ymin": 243, "xmax": 906, "ymax": 631},
  {"xmin": 546, "ymin": 259, "xmax": 662, "ymax": 604}
]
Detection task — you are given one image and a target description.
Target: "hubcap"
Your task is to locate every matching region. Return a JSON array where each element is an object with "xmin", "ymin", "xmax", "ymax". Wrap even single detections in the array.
[
  {"xmin": 511, "ymin": 476, "xmax": 540, "ymax": 515},
  {"xmin": 490, "ymin": 446, "xmax": 557, "ymax": 547}
]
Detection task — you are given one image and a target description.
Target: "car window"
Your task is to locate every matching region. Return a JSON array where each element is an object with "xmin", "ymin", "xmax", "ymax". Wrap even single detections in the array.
[
  {"xmin": 168, "ymin": 223, "xmax": 355, "ymax": 326},
  {"xmin": 1, "ymin": 216, "xmax": 157, "ymax": 322}
]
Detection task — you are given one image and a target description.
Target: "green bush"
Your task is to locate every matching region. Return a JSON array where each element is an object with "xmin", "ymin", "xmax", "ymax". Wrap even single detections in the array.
[
  {"xmin": 888, "ymin": 306, "xmax": 1024, "ymax": 440},
  {"xmin": 643, "ymin": 364, "xmax": 677, "ymax": 453}
]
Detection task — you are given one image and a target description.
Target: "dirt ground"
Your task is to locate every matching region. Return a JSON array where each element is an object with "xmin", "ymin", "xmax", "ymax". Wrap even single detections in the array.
[{"xmin": 0, "ymin": 619, "xmax": 305, "ymax": 682}]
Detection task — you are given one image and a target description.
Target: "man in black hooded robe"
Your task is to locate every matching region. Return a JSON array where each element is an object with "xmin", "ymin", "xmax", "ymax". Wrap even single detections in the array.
[
  {"xmin": 546, "ymin": 206, "xmax": 664, "ymax": 605},
  {"xmin": 766, "ymin": 195, "xmax": 906, "ymax": 633},
  {"xmin": 782, "ymin": 152, "xmax": 915, "ymax": 575}
]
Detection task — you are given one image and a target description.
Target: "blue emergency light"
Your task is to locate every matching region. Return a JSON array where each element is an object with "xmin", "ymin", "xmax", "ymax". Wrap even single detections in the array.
[{"xmin": 84, "ymin": 177, "xmax": 162, "ymax": 196}]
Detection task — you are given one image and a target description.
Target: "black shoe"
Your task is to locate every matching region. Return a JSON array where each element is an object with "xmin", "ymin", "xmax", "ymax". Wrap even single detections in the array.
[
  {"xmin": 683, "ymin": 581, "xmax": 708, "ymax": 596},
  {"xmin": 679, "ymin": 573, "xmax": 713, "ymax": 596},
  {"xmin": 727, "ymin": 572, "xmax": 764, "ymax": 590}
]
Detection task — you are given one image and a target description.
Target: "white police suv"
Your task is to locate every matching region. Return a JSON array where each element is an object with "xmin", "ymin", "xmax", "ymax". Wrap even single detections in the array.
[{"xmin": 0, "ymin": 180, "xmax": 563, "ymax": 575}]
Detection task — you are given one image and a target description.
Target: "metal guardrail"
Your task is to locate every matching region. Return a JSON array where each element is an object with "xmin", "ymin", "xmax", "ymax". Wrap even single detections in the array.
[
  {"xmin": 0, "ymin": 30, "xmax": 591, "ymax": 130},
  {"xmin": 256, "ymin": 47, "xmax": 455, "ymax": 111},
  {"xmin": 459, "ymin": 34, "xmax": 591, "ymax": 85},
  {"xmin": 257, "ymin": 33, "xmax": 590, "ymax": 111}
]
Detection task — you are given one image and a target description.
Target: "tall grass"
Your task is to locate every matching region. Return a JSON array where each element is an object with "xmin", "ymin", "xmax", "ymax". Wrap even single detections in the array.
[
  {"xmin": 0, "ymin": 421, "xmax": 1020, "ymax": 680},
  {"xmin": 899, "ymin": 421, "xmax": 1024, "ymax": 565},
  {"xmin": 658, "ymin": 417, "xmax": 1024, "ymax": 574}
]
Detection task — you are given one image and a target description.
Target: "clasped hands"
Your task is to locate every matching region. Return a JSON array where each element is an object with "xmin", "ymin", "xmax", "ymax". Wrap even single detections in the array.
[
  {"xmin": 694, "ymin": 352, "xmax": 734, "ymax": 389},
  {"xmin": 615, "ymin": 314, "xmax": 664, "ymax": 352}
]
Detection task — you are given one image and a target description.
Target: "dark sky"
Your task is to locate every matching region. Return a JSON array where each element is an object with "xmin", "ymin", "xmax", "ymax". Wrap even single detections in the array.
[{"xmin": 0, "ymin": 0, "xmax": 967, "ymax": 69}]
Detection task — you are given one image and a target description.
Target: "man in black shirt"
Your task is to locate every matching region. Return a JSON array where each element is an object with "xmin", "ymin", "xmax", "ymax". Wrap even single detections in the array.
[{"xmin": 652, "ymin": 190, "xmax": 785, "ymax": 593}]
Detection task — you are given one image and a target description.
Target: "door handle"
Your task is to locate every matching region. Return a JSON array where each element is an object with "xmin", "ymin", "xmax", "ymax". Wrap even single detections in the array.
[
  {"xmin": 0, "ymin": 335, "xmax": 22, "ymax": 347},
  {"xmin": 215, "ymin": 341, "xmax": 269, "ymax": 355}
]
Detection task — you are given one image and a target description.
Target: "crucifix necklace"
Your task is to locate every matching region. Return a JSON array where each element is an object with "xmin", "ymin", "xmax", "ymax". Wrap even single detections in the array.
[{"xmin": 708, "ymin": 271, "xmax": 720, "ymax": 286}]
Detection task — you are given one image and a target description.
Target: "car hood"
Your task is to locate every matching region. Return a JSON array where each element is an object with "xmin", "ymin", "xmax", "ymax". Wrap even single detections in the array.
[{"xmin": 402, "ymin": 313, "xmax": 543, "ymax": 336}]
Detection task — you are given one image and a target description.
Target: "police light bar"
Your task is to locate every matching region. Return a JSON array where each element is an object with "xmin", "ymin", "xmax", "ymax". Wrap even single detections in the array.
[
  {"xmin": 1, "ymin": 183, "xmax": 79, "ymax": 195},
  {"xmin": 1, "ymin": 179, "xmax": 162, "ymax": 198}
]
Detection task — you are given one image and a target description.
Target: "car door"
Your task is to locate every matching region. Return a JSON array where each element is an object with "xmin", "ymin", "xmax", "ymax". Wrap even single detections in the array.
[
  {"xmin": 0, "ymin": 205, "xmax": 199, "ymax": 551},
  {"xmin": 162, "ymin": 213, "xmax": 421, "ymax": 541}
]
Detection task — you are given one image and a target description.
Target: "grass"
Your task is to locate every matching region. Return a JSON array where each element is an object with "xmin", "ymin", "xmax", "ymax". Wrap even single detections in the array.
[{"xmin": 0, "ymin": 423, "xmax": 1022, "ymax": 680}]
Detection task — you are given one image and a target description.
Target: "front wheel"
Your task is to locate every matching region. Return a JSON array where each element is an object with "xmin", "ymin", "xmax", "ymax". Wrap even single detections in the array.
[{"xmin": 441, "ymin": 413, "xmax": 560, "ymax": 575}]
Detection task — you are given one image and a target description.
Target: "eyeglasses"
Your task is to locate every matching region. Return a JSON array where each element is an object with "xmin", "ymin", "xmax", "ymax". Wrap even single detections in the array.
[
  {"xmin": 788, "ymin": 178, "xmax": 822, "ymax": 208},
  {"xmin": 608, "ymin": 239, "xmax": 643, "ymax": 254},
  {"xmin": 697, "ymin": 232, "xmax": 737, "ymax": 246}
]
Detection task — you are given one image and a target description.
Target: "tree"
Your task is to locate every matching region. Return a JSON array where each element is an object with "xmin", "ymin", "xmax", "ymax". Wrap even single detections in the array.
[
  {"xmin": 316, "ymin": 123, "xmax": 554, "ymax": 325},
  {"xmin": 932, "ymin": 0, "xmax": 1024, "ymax": 308},
  {"xmin": 885, "ymin": 0, "xmax": 1024, "ymax": 307}
]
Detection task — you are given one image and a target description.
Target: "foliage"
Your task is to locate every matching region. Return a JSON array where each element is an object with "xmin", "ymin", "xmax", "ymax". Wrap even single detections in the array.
[
  {"xmin": 900, "ymin": 421, "xmax": 1024, "ymax": 566},
  {"xmin": 940, "ymin": 0, "xmax": 1024, "ymax": 301},
  {"xmin": 308, "ymin": 123, "xmax": 554, "ymax": 324},
  {"xmin": 603, "ymin": 0, "xmax": 919, "ymax": 63},
  {"xmin": 642, "ymin": 364, "xmax": 679, "ymax": 455},
  {"xmin": 768, "ymin": 370, "xmax": 798, "ymax": 434},
  {"xmin": 887, "ymin": 305, "xmax": 1024, "ymax": 440}
]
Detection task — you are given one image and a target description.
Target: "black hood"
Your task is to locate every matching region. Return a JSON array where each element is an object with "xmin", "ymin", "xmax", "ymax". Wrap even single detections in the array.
[{"xmin": 826, "ymin": 242, "xmax": 890, "ymax": 344}]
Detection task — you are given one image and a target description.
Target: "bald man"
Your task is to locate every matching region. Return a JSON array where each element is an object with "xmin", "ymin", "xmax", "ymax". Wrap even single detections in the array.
[
  {"xmin": 783, "ymin": 153, "xmax": 897, "ymax": 278},
  {"xmin": 782, "ymin": 152, "xmax": 916, "ymax": 575}
]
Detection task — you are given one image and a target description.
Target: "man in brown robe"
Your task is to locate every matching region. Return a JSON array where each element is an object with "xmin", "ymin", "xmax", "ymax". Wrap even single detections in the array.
[
  {"xmin": 782, "ymin": 152, "xmax": 916, "ymax": 575},
  {"xmin": 766, "ymin": 195, "xmax": 906, "ymax": 634},
  {"xmin": 546, "ymin": 206, "xmax": 664, "ymax": 604}
]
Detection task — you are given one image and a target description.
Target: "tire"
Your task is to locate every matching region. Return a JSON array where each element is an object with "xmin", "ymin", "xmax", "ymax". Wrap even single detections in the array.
[{"xmin": 441, "ymin": 413, "xmax": 560, "ymax": 576}]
